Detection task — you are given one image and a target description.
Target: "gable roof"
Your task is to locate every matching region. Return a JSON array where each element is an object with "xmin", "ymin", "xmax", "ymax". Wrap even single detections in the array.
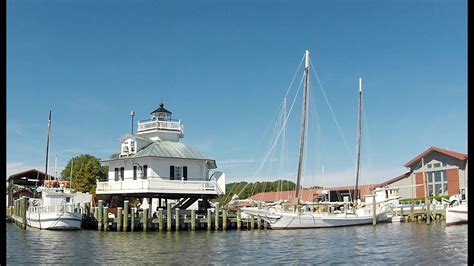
[
  {"xmin": 379, "ymin": 172, "xmax": 411, "ymax": 187},
  {"xmin": 403, "ymin": 146, "xmax": 468, "ymax": 168},
  {"xmin": 101, "ymin": 141, "xmax": 217, "ymax": 168},
  {"xmin": 119, "ymin": 134, "xmax": 153, "ymax": 143}
]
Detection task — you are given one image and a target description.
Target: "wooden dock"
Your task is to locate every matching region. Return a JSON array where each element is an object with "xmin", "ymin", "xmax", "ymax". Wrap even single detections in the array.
[
  {"xmin": 390, "ymin": 201, "xmax": 447, "ymax": 223},
  {"xmin": 7, "ymin": 197, "xmax": 448, "ymax": 231},
  {"xmin": 82, "ymin": 200, "xmax": 267, "ymax": 232}
]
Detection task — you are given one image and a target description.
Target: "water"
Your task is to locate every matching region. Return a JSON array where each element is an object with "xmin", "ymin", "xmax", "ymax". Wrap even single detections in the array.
[{"xmin": 7, "ymin": 222, "xmax": 467, "ymax": 265}]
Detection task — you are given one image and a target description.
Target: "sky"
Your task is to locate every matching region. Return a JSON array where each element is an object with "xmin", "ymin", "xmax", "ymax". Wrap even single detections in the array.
[{"xmin": 7, "ymin": 0, "xmax": 467, "ymax": 188}]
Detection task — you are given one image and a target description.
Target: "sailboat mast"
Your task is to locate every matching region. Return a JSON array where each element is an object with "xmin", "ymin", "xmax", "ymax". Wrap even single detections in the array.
[
  {"xmin": 295, "ymin": 50, "xmax": 310, "ymax": 206},
  {"xmin": 70, "ymin": 159, "xmax": 74, "ymax": 190},
  {"xmin": 354, "ymin": 78, "xmax": 362, "ymax": 207},
  {"xmin": 45, "ymin": 110, "xmax": 52, "ymax": 183}
]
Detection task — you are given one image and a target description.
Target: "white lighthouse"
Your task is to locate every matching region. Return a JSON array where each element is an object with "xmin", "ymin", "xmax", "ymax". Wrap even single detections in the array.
[{"xmin": 96, "ymin": 103, "xmax": 225, "ymax": 211}]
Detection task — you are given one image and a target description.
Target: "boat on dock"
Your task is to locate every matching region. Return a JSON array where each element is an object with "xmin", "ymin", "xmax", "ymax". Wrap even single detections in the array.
[
  {"xmin": 446, "ymin": 185, "xmax": 468, "ymax": 226},
  {"xmin": 25, "ymin": 110, "xmax": 83, "ymax": 230},
  {"xmin": 27, "ymin": 185, "xmax": 83, "ymax": 230},
  {"xmin": 242, "ymin": 50, "xmax": 391, "ymax": 229}
]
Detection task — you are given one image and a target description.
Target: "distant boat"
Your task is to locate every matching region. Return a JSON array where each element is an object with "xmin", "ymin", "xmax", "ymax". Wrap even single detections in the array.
[
  {"xmin": 26, "ymin": 110, "xmax": 82, "ymax": 230},
  {"xmin": 446, "ymin": 184, "xmax": 468, "ymax": 226},
  {"xmin": 241, "ymin": 50, "xmax": 391, "ymax": 229}
]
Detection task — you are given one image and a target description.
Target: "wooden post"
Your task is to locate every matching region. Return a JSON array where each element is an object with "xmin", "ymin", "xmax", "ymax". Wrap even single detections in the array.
[
  {"xmin": 214, "ymin": 203, "xmax": 220, "ymax": 231},
  {"xmin": 117, "ymin": 207, "xmax": 123, "ymax": 231},
  {"xmin": 410, "ymin": 199, "xmax": 415, "ymax": 222},
  {"xmin": 250, "ymin": 215, "xmax": 255, "ymax": 229},
  {"xmin": 123, "ymin": 201, "xmax": 129, "ymax": 232},
  {"xmin": 426, "ymin": 202, "xmax": 431, "ymax": 225},
  {"xmin": 158, "ymin": 208, "xmax": 163, "ymax": 231},
  {"xmin": 22, "ymin": 197, "xmax": 28, "ymax": 229},
  {"xmin": 400, "ymin": 206, "xmax": 404, "ymax": 217},
  {"xmin": 191, "ymin": 209, "xmax": 196, "ymax": 231},
  {"xmin": 166, "ymin": 203, "xmax": 172, "ymax": 231},
  {"xmin": 98, "ymin": 200, "xmax": 103, "ymax": 231},
  {"xmin": 143, "ymin": 208, "xmax": 149, "ymax": 231},
  {"xmin": 175, "ymin": 208, "xmax": 180, "ymax": 231},
  {"xmin": 131, "ymin": 207, "xmax": 136, "ymax": 232},
  {"xmin": 372, "ymin": 195, "xmax": 376, "ymax": 226},
  {"xmin": 222, "ymin": 209, "xmax": 227, "ymax": 230},
  {"xmin": 84, "ymin": 202, "xmax": 90, "ymax": 217},
  {"xmin": 103, "ymin": 207, "xmax": 109, "ymax": 231},
  {"xmin": 207, "ymin": 208, "xmax": 212, "ymax": 230},
  {"xmin": 236, "ymin": 211, "xmax": 241, "ymax": 230}
]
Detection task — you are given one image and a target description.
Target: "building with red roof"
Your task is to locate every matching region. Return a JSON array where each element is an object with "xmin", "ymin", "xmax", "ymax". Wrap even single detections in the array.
[{"xmin": 245, "ymin": 146, "xmax": 467, "ymax": 202}]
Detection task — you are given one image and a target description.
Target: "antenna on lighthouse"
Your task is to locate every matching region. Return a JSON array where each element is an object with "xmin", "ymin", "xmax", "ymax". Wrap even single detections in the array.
[{"xmin": 131, "ymin": 111, "xmax": 135, "ymax": 135}]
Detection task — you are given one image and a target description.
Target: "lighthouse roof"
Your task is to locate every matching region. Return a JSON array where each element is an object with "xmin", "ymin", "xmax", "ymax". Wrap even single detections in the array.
[
  {"xmin": 151, "ymin": 103, "xmax": 172, "ymax": 115},
  {"xmin": 101, "ymin": 140, "xmax": 217, "ymax": 168}
]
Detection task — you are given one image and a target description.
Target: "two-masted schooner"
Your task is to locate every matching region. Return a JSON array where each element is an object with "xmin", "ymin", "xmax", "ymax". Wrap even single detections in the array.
[{"xmin": 241, "ymin": 50, "xmax": 391, "ymax": 229}]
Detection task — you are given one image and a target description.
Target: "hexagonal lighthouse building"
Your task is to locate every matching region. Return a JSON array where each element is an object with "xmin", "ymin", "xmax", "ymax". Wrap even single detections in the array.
[{"xmin": 96, "ymin": 103, "xmax": 225, "ymax": 211}]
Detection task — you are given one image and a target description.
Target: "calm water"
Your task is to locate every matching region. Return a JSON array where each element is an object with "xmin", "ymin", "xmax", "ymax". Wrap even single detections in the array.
[{"xmin": 7, "ymin": 222, "xmax": 467, "ymax": 265}]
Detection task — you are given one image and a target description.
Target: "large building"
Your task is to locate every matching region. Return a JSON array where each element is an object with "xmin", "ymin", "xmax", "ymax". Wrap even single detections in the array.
[
  {"xmin": 383, "ymin": 146, "xmax": 468, "ymax": 199},
  {"xmin": 96, "ymin": 103, "xmax": 225, "ymax": 211},
  {"xmin": 244, "ymin": 146, "xmax": 467, "ymax": 202}
]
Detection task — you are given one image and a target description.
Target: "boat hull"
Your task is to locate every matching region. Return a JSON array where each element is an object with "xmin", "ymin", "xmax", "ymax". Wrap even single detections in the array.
[
  {"xmin": 26, "ymin": 211, "xmax": 82, "ymax": 230},
  {"xmin": 446, "ymin": 204, "xmax": 467, "ymax": 226},
  {"xmin": 242, "ymin": 208, "xmax": 389, "ymax": 229}
]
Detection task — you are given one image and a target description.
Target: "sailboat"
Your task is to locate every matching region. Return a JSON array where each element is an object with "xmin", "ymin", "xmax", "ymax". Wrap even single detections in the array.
[
  {"xmin": 241, "ymin": 50, "xmax": 391, "ymax": 229},
  {"xmin": 26, "ymin": 110, "xmax": 83, "ymax": 230}
]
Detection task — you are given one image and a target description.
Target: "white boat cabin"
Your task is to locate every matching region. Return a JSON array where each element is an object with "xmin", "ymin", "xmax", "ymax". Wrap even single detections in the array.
[{"xmin": 96, "ymin": 103, "xmax": 225, "ymax": 197}]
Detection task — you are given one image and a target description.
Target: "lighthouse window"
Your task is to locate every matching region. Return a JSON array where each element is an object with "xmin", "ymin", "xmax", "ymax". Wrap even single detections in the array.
[
  {"xmin": 173, "ymin": 166, "xmax": 182, "ymax": 179},
  {"xmin": 115, "ymin": 168, "xmax": 119, "ymax": 181},
  {"xmin": 143, "ymin": 165, "xmax": 148, "ymax": 178},
  {"xmin": 120, "ymin": 167, "xmax": 125, "ymax": 181}
]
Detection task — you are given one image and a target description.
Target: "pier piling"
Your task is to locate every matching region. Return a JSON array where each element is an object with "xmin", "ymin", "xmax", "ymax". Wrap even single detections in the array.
[
  {"xmin": 98, "ymin": 200, "xmax": 103, "ymax": 231},
  {"xmin": 191, "ymin": 210, "xmax": 196, "ymax": 231},
  {"xmin": 222, "ymin": 209, "xmax": 227, "ymax": 230},
  {"xmin": 117, "ymin": 207, "xmax": 123, "ymax": 231},
  {"xmin": 167, "ymin": 203, "xmax": 172, "ymax": 231},
  {"xmin": 372, "ymin": 195, "xmax": 376, "ymax": 226},
  {"xmin": 175, "ymin": 208, "xmax": 180, "ymax": 231},
  {"xmin": 131, "ymin": 207, "xmax": 136, "ymax": 232},
  {"xmin": 236, "ymin": 211, "xmax": 241, "ymax": 230},
  {"xmin": 207, "ymin": 208, "xmax": 211, "ymax": 230},
  {"xmin": 158, "ymin": 208, "xmax": 163, "ymax": 231},
  {"xmin": 214, "ymin": 203, "xmax": 220, "ymax": 231},
  {"xmin": 124, "ymin": 201, "xmax": 129, "ymax": 231},
  {"xmin": 103, "ymin": 207, "xmax": 109, "ymax": 231}
]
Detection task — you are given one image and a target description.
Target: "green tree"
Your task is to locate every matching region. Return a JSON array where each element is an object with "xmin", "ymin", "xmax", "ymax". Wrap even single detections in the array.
[{"xmin": 60, "ymin": 154, "xmax": 108, "ymax": 194}]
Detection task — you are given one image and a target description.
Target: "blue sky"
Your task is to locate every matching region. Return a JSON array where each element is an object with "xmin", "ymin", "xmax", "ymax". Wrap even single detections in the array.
[{"xmin": 7, "ymin": 0, "xmax": 467, "ymax": 187}]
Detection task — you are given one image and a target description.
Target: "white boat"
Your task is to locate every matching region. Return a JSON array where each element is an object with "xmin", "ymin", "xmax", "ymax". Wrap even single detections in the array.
[
  {"xmin": 242, "ymin": 50, "xmax": 391, "ymax": 229},
  {"xmin": 446, "ymin": 203, "xmax": 467, "ymax": 226},
  {"xmin": 27, "ymin": 186, "xmax": 82, "ymax": 230},
  {"xmin": 446, "ymin": 162, "xmax": 468, "ymax": 226},
  {"xmin": 25, "ymin": 110, "xmax": 83, "ymax": 230}
]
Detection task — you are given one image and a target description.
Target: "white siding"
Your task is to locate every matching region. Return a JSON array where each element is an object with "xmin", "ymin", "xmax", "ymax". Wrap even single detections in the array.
[{"xmin": 105, "ymin": 157, "xmax": 209, "ymax": 182}]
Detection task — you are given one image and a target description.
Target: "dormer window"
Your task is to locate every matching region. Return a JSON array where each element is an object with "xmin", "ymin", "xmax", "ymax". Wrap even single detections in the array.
[
  {"xmin": 121, "ymin": 139, "xmax": 137, "ymax": 156},
  {"xmin": 130, "ymin": 141, "xmax": 136, "ymax": 153}
]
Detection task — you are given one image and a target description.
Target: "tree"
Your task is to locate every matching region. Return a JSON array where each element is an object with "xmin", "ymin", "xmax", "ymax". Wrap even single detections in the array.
[{"xmin": 60, "ymin": 154, "xmax": 108, "ymax": 194}]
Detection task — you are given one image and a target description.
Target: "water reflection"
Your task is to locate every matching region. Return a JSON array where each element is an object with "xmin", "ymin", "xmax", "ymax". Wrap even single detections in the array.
[{"xmin": 7, "ymin": 222, "xmax": 467, "ymax": 264}]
